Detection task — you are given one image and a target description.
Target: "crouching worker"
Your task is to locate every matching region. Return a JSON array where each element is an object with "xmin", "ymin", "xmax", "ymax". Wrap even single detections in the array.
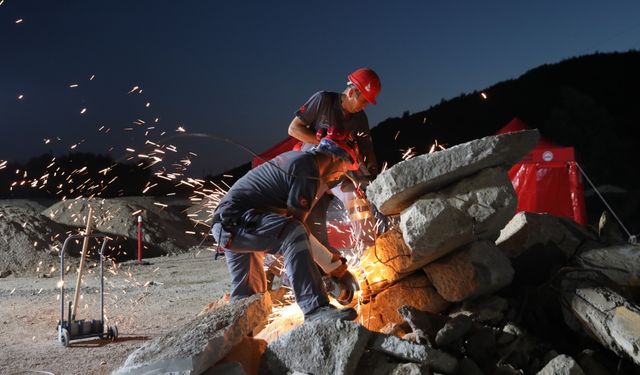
[{"xmin": 211, "ymin": 134, "xmax": 360, "ymax": 322}]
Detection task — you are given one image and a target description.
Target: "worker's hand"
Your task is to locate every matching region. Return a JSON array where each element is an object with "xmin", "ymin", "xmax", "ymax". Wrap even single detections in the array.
[{"xmin": 329, "ymin": 253, "xmax": 348, "ymax": 278}]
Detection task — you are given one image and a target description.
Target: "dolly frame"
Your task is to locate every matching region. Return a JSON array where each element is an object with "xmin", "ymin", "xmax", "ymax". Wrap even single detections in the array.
[{"xmin": 57, "ymin": 233, "xmax": 117, "ymax": 346}]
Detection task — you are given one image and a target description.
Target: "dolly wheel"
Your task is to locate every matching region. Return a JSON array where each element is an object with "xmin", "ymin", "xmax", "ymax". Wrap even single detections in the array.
[
  {"xmin": 60, "ymin": 328, "xmax": 70, "ymax": 347},
  {"xmin": 109, "ymin": 325, "xmax": 118, "ymax": 340}
]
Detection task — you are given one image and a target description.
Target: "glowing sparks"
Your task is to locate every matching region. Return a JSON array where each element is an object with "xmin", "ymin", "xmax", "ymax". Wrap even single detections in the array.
[
  {"xmin": 400, "ymin": 147, "xmax": 416, "ymax": 160},
  {"xmin": 80, "ymin": 108, "xmax": 87, "ymax": 114},
  {"xmin": 16, "ymin": 19, "xmax": 23, "ymax": 24},
  {"xmin": 89, "ymin": 74, "xmax": 96, "ymax": 80},
  {"xmin": 428, "ymin": 139, "xmax": 447, "ymax": 154},
  {"xmin": 145, "ymin": 102, "xmax": 151, "ymax": 108},
  {"xmin": 480, "ymin": 92, "xmax": 488, "ymax": 99},
  {"xmin": 176, "ymin": 126, "xmax": 186, "ymax": 133},
  {"xmin": 69, "ymin": 84, "xmax": 79, "ymax": 88},
  {"xmin": 17, "ymin": 94, "xmax": 24, "ymax": 100},
  {"xmin": 127, "ymin": 85, "xmax": 140, "ymax": 94}
]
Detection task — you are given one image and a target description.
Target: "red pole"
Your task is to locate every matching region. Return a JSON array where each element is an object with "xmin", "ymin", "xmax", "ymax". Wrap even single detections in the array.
[{"xmin": 137, "ymin": 215, "xmax": 143, "ymax": 264}]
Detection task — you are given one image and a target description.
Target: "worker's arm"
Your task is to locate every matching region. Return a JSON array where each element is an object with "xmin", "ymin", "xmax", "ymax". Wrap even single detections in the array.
[{"xmin": 288, "ymin": 117, "xmax": 319, "ymax": 145}]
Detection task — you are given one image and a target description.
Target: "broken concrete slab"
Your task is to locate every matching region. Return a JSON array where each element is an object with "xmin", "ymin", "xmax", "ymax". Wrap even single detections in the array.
[
  {"xmin": 358, "ymin": 230, "xmax": 415, "ymax": 297},
  {"xmin": 496, "ymin": 212, "xmax": 595, "ymax": 259},
  {"xmin": 261, "ymin": 320, "xmax": 371, "ymax": 375},
  {"xmin": 424, "ymin": 241, "xmax": 514, "ymax": 302},
  {"xmin": 537, "ymin": 354, "xmax": 585, "ymax": 375},
  {"xmin": 560, "ymin": 271, "xmax": 640, "ymax": 366},
  {"xmin": 370, "ymin": 334, "xmax": 458, "ymax": 374},
  {"xmin": 358, "ymin": 273, "xmax": 449, "ymax": 331},
  {"xmin": 574, "ymin": 244, "xmax": 640, "ymax": 287},
  {"xmin": 367, "ymin": 129, "xmax": 539, "ymax": 215},
  {"xmin": 114, "ymin": 293, "xmax": 272, "ymax": 375},
  {"xmin": 400, "ymin": 168, "xmax": 516, "ymax": 271}
]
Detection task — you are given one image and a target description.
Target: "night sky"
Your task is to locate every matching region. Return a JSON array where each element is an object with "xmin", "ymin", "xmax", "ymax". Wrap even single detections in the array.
[{"xmin": 2, "ymin": 1, "xmax": 639, "ymax": 176}]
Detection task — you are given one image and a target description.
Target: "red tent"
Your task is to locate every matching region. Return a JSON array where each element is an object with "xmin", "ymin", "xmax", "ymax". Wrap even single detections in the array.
[
  {"xmin": 252, "ymin": 136, "xmax": 301, "ymax": 168},
  {"xmin": 497, "ymin": 118, "xmax": 587, "ymax": 225}
]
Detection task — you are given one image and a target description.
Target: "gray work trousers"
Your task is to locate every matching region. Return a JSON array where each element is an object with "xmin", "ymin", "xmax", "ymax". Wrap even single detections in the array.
[{"xmin": 211, "ymin": 210, "xmax": 329, "ymax": 315}]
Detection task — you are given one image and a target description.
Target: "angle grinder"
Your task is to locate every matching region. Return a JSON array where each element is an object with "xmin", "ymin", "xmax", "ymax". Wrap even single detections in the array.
[{"xmin": 323, "ymin": 271, "xmax": 359, "ymax": 306}]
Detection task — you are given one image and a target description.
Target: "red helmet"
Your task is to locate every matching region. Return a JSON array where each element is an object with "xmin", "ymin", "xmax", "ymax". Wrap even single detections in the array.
[
  {"xmin": 348, "ymin": 68, "xmax": 381, "ymax": 105},
  {"xmin": 317, "ymin": 127, "xmax": 361, "ymax": 171}
]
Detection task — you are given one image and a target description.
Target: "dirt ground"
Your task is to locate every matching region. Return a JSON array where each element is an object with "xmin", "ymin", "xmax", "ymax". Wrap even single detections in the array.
[{"xmin": 0, "ymin": 248, "xmax": 231, "ymax": 375}]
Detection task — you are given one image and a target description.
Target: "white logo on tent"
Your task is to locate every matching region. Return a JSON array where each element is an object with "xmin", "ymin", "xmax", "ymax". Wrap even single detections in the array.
[{"xmin": 542, "ymin": 151, "xmax": 554, "ymax": 161}]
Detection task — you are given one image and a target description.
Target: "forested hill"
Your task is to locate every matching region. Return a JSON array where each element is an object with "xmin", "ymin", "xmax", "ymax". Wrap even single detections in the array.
[{"xmin": 371, "ymin": 51, "xmax": 640, "ymax": 189}]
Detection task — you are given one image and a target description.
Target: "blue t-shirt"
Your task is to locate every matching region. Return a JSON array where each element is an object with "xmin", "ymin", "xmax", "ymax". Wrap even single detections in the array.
[
  {"xmin": 215, "ymin": 151, "xmax": 326, "ymax": 219},
  {"xmin": 295, "ymin": 91, "xmax": 378, "ymax": 176}
]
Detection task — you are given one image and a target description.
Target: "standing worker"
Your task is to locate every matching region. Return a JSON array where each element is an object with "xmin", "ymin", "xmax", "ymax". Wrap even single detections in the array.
[
  {"xmin": 211, "ymin": 134, "xmax": 361, "ymax": 322},
  {"xmin": 288, "ymin": 68, "xmax": 382, "ymax": 248}
]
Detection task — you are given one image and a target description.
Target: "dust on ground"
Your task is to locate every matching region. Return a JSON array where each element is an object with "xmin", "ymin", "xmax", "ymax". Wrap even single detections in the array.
[{"xmin": 0, "ymin": 249, "xmax": 230, "ymax": 375}]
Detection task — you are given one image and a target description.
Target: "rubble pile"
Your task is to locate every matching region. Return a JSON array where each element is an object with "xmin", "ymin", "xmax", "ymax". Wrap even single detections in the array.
[
  {"xmin": 356, "ymin": 130, "xmax": 539, "ymax": 330},
  {"xmin": 0, "ymin": 204, "xmax": 74, "ymax": 276},
  {"xmin": 43, "ymin": 197, "xmax": 199, "ymax": 257},
  {"xmin": 111, "ymin": 130, "xmax": 640, "ymax": 374}
]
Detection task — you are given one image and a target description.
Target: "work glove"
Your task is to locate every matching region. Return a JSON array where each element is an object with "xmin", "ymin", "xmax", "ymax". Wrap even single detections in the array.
[{"xmin": 329, "ymin": 252, "xmax": 349, "ymax": 278}]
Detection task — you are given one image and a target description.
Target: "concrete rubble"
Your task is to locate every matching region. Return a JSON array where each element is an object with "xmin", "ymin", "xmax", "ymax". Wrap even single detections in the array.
[
  {"xmin": 574, "ymin": 243, "xmax": 640, "ymax": 287},
  {"xmin": 260, "ymin": 320, "xmax": 372, "ymax": 375},
  {"xmin": 109, "ymin": 128, "xmax": 640, "ymax": 374},
  {"xmin": 357, "ymin": 273, "xmax": 449, "ymax": 331},
  {"xmin": 400, "ymin": 167, "xmax": 517, "ymax": 271},
  {"xmin": 536, "ymin": 354, "xmax": 585, "ymax": 375},
  {"xmin": 366, "ymin": 129, "xmax": 539, "ymax": 215},
  {"xmin": 423, "ymin": 241, "xmax": 514, "ymax": 302},
  {"xmin": 560, "ymin": 271, "xmax": 640, "ymax": 366},
  {"xmin": 113, "ymin": 293, "xmax": 271, "ymax": 375}
]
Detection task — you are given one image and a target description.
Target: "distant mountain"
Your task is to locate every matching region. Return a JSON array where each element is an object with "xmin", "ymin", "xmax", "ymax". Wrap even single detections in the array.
[{"xmin": 371, "ymin": 50, "xmax": 640, "ymax": 190}]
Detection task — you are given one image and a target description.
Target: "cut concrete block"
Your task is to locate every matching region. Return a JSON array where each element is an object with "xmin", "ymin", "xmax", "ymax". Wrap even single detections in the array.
[
  {"xmin": 358, "ymin": 273, "xmax": 449, "ymax": 331},
  {"xmin": 114, "ymin": 293, "xmax": 272, "ymax": 375},
  {"xmin": 424, "ymin": 241, "xmax": 514, "ymax": 302},
  {"xmin": 537, "ymin": 354, "xmax": 585, "ymax": 375},
  {"xmin": 261, "ymin": 320, "xmax": 371, "ymax": 375},
  {"xmin": 496, "ymin": 212, "xmax": 595, "ymax": 259},
  {"xmin": 367, "ymin": 129, "xmax": 539, "ymax": 215},
  {"xmin": 370, "ymin": 334, "xmax": 458, "ymax": 374},
  {"xmin": 574, "ymin": 244, "xmax": 640, "ymax": 287},
  {"xmin": 561, "ymin": 272, "xmax": 640, "ymax": 366},
  {"xmin": 401, "ymin": 168, "xmax": 516, "ymax": 271},
  {"xmin": 358, "ymin": 230, "xmax": 415, "ymax": 297}
]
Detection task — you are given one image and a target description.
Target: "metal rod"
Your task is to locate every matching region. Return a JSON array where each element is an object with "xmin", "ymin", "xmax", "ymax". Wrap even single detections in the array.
[
  {"xmin": 99, "ymin": 237, "xmax": 109, "ymax": 333},
  {"xmin": 576, "ymin": 162, "xmax": 633, "ymax": 240}
]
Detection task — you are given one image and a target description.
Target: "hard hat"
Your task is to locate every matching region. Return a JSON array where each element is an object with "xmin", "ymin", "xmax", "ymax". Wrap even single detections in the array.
[
  {"xmin": 348, "ymin": 68, "xmax": 381, "ymax": 105},
  {"xmin": 317, "ymin": 128, "xmax": 361, "ymax": 171}
]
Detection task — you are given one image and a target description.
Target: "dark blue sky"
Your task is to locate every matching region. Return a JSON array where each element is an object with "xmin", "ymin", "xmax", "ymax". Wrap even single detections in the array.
[{"xmin": 1, "ymin": 1, "xmax": 639, "ymax": 175}]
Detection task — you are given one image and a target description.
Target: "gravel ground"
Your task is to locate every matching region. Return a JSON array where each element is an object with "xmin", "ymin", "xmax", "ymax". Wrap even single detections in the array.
[{"xmin": 0, "ymin": 249, "xmax": 230, "ymax": 375}]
